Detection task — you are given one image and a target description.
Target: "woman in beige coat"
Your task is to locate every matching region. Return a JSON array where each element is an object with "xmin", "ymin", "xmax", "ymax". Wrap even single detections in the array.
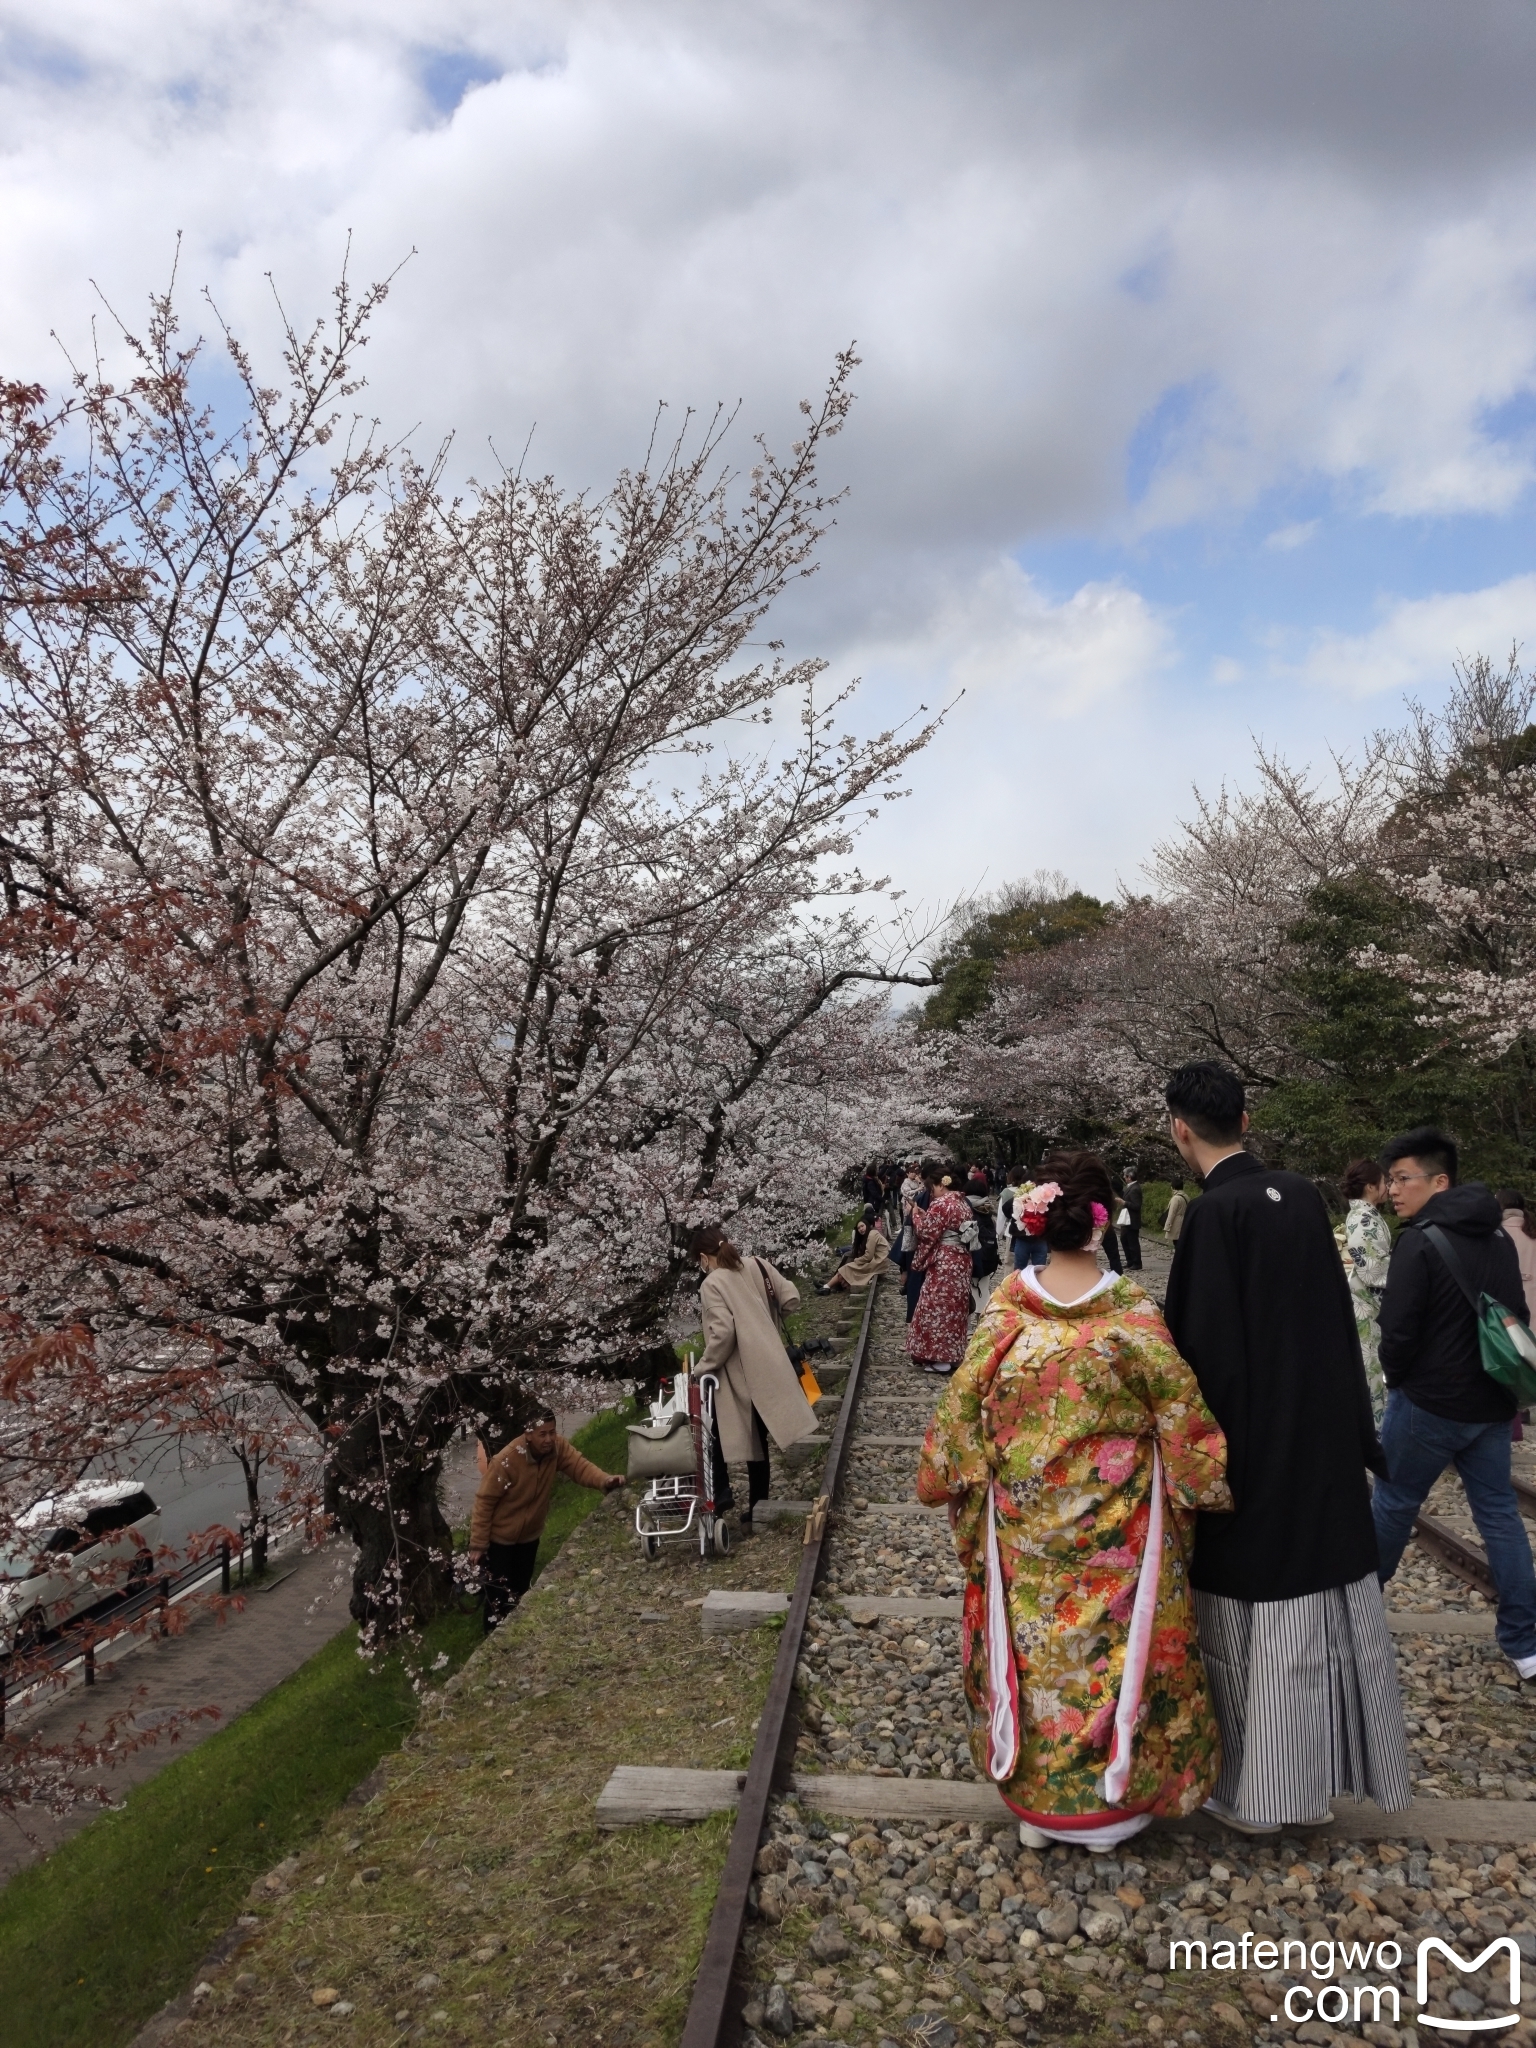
[
  {"xmin": 695, "ymin": 1225, "xmax": 818, "ymax": 1531},
  {"xmin": 819, "ymin": 1207, "xmax": 891, "ymax": 1293}
]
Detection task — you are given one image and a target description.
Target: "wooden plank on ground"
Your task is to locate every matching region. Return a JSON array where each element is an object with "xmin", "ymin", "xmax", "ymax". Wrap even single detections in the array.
[
  {"xmin": 1387, "ymin": 1610, "xmax": 1495, "ymax": 1636},
  {"xmin": 595, "ymin": 1766, "xmax": 744, "ymax": 1828},
  {"xmin": 595, "ymin": 1767, "xmax": 1536, "ymax": 1846},
  {"xmin": 701, "ymin": 1590, "xmax": 789, "ymax": 1635},
  {"xmin": 838, "ymin": 1597, "xmax": 960, "ymax": 1621},
  {"xmin": 826, "ymin": 1594, "xmax": 1494, "ymax": 1637},
  {"xmin": 854, "ymin": 1436, "xmax": 925, "ymax": 1448},
  {"xmin": 784, "ymin": 1776, "xmax": 1536, "ymax": 1845}
]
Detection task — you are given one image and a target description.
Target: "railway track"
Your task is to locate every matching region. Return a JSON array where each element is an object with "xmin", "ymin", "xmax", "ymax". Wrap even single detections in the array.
[
  {"xmin": 671, "ymin": 1261, "xmax": 1536, "ymax": 2048},
  {"xmin": 1410, "ymin": 1471, "xmax": 1536, "ymax": 1601},
  {"xmin": 678, "ymin": 1269, "xmax": 885, "ymax": 2048}
]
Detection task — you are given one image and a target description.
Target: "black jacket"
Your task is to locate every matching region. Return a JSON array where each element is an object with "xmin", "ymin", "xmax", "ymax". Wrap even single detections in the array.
[
  {"xmin": 1163, "ymin": 1151, "xmax": 1382, "ymax": 1602},
  {"xmin": 1378, "ymin": 1182, "xmax": 1524, "ymax": 1424},
  {"xmin": 1123, "ymin": 1181, "xmax": 1143, "ymax": 1225}
]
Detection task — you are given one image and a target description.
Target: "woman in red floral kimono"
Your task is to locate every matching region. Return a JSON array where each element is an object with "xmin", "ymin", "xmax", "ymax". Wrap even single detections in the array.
[
  {"xmin": 906, "ymin": 1166, "xmax": 977, "ymax": 1374},
  {"xmin": 917, "ymin": 1151, "xmax": 1232, "ymax": 1850}
]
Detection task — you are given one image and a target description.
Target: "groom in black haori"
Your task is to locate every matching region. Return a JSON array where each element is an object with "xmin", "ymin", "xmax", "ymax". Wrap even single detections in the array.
[{"xmin": 1161, "ymin": 1061, "xmax": 1411, "ymax": 1835}]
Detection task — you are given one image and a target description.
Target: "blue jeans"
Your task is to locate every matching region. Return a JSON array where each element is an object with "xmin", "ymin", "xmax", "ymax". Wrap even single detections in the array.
[{"xmin": 1373, "ymin": 1390, "xmax": 1536, "ymax": 1659}]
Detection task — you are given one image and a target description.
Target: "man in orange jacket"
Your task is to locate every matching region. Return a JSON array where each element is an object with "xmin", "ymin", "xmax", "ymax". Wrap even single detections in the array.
[{"xmin": 468, "ymin": 1408, "xmax": 623, "ymax": 1630}]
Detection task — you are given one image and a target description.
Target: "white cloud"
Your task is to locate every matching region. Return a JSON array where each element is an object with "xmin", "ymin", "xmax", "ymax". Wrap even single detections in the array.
[
  {"xmin": 6, "ymin": 2, "xmax": 1536, "ymax": 903},
  {"xmin": 850, "ymin": 559, "xmax": 1172, "ymax": 719},
  {"xmin": 1265, "ymin": 520, "xmax": 1318, "ymax": 552},
  {"xmin": 4, "ymin": 0, "xmax": 1536, "ymax": 557},
  {"xmin": 1289, "ymin": 574, "xmax": 1536, "ymax": 697}
]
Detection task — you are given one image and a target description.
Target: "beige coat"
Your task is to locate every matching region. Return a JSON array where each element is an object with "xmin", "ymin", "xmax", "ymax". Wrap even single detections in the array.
[
  {"xmin": 1505, "ymin": 1212, "xmax": 1536, "ymax": 1320},
  {"xmin": 699, "ymin": 1257, "xmax": 817, "ymax": 1464},
  {"xmin": 834, "ymin": 1227, "xmax": 890, "ymax": 1289},
  {"xmin": 1165, "ymin": 1189, "xmax": 1189, "ymax": 1242}
]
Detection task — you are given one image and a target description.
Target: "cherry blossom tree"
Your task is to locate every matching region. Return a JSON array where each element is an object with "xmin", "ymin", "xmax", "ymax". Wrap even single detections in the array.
[
  {"xmin": 1361, "ymin": 652, "xmax": 1536, "ymax": 1061},
  {"xmin": 929, "ymin": 745, "xmax": 1395, "ymax": 1148},
  {"xmin": 0, "ymin": 274, "xmax": 936, "ymax": 1637}
]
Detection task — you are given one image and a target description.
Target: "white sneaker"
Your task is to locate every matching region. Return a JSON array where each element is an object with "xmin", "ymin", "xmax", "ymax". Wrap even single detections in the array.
[{"xmin": 1512, "ymin": 1653, "xmax": 1536, "ymax": 1681}]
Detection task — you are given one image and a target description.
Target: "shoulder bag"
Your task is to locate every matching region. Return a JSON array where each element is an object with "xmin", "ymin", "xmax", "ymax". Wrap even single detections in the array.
[
  {"xmin": 756, "ymin": 1257, "xmax": 821, "ymax": 1404},
  {"xmin": 625, "ymin": 1410, "xmax": 698, "ymax": 1480},
  {"xmin": 1423, "ymin": 1224, "xmax": 1536, "ymax": 1404}
]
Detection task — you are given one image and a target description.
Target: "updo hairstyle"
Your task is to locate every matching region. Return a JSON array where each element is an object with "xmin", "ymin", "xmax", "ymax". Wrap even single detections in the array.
[
  {"xmin": 1036, "ymin": 1149, "xmax": 1116, "ymax": 1252},
  {"xmin": 1342, "ymin": 1158, "xmax": 1385, "ymax": 1200}
]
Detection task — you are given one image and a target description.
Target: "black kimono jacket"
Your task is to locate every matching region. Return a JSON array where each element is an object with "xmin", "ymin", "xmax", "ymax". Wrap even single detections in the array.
[{"xmin": 1162, "ymin": 1150, "xmax": 1383, "ymax": 1603}]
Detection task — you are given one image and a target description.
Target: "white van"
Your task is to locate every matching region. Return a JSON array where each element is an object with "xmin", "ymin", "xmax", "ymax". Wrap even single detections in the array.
[{"xmin": 0, "ymin": 1482, "xmax": 161, "ymax": 1655}]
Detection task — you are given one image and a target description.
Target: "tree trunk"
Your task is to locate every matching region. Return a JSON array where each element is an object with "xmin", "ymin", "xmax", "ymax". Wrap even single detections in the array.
[{"xmin": 324, "ymin": 1417, "xmax": 459, "ymax": 1636}]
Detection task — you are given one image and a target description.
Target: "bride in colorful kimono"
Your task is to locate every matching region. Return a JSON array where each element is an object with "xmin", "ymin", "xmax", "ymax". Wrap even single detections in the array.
[{"xmin": 917, "ymin": 1150, "xmax": 1233, "ymax": 1850}]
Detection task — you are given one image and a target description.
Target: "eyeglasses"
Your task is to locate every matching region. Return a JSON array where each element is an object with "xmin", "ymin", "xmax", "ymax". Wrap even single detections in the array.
[{"xmin": 1386, "ymin": 1171, "xmax": 1431, "ymax": 1189}]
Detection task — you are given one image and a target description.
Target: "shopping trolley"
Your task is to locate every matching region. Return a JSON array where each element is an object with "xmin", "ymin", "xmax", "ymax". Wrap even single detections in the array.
[{"xmin": 626, "ymin": 1367, "xmax": 732, "ymax": 1560}]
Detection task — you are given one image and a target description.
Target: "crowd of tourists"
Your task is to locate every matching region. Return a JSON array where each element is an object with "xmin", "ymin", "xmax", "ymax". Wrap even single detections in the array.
[
  {"xmin": 917, "ymin": 1061, "xmax": 1536, "ymax": 1846},
  {"xmin": 467, "ymin": 1072, "xmax": 1536, "ymax": 1856}
]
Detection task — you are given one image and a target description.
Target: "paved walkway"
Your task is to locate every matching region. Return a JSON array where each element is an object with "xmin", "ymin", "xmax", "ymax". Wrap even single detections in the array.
[{"xmin": 0, "ymin": 1541, "xmax": 354, "ymax": 1886}]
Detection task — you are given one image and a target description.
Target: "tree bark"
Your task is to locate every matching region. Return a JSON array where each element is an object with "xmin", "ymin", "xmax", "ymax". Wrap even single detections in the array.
[{"xmin": 324, "ymin": 1417, "xmax": 458, "ymax": 1633}]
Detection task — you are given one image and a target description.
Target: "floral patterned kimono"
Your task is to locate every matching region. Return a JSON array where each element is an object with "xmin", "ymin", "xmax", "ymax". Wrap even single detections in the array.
[
  {"xmin": 917, "ymin": 1266, "xmax": 1232, "ymax": 1840},
  {"xmin": 907, "ymin": 1190, "xmax": 976, "ymax": 1370},
  {"xmin": 1341, "ymin": 1198, "xmax": 1391, "ymax": 1425}
]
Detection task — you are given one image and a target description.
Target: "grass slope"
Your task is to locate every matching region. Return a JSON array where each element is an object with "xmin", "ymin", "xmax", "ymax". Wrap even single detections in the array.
[
  {"xmin": 0, "ymin": 1612, "xmax": 479, "ymax": 2048},
  {"xmin": 0, "ymin": 1407, "xmax": 631, "ymax": 2048},
  {"xmin": 157, "ymin": 1478, "xmax": 803, "ymax": 2046}
]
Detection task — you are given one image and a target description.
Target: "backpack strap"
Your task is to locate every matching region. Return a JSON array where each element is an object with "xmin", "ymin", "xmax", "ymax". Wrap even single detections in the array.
[{"xmin": 1423, "ymin": 1224, "xmax": 1483, "ymax": 1311}]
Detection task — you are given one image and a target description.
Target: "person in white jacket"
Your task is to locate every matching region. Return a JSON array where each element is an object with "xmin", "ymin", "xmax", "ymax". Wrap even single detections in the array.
[{"xmin": 1496, "ymin": 1189, "xmax": 1536, "ymax": 1319}]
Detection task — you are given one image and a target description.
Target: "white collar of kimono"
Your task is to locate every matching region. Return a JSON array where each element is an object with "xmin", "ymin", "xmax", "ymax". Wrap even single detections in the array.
[{"xmin": 1023, "ymin": 1264, "xmax": 1118, "ymax": 1308}]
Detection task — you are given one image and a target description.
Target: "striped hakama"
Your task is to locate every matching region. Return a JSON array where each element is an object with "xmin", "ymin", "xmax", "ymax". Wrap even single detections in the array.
[{"xmin": 1195, "ymin": 1572, "xmax": 1412, "ymax": 1827}]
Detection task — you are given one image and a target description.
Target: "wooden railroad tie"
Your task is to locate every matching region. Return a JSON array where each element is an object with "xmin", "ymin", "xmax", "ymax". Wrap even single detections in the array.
[{"xmin": 596, "ymin": 1766, "xmax": 1536, "ymax": 1844}]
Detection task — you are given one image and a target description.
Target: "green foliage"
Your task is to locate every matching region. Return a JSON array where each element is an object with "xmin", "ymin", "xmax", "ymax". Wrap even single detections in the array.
[
  {"xmin": 922, "ymin": 889, "xmax": 1109, "ymax": 1030},
  {"xmin": 0, "ymin": 1612, "xmax": 480, "ymax": 2048},
  {"xmin": 1137, "ymin": 1181, "xmax": 1197, "ymax": 1233},
  {"xmin": 1252, "ymin": 874, "xmax": 1536, "ymax": 1185}
]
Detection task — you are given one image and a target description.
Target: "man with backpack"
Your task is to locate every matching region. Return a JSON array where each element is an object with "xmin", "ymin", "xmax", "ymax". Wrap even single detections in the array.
[{"xmin": 1371, "ymin": 1126, "xmax": 1536, "ymax": 1679}]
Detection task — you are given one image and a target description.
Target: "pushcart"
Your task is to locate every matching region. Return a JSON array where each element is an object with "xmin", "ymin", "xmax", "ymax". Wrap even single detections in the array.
[{"xmin": 628, "ymin": 1367, "xmax": 732, "ymax": 1561}]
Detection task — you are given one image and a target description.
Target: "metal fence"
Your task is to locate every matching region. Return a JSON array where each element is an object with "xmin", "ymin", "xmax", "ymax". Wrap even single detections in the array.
[{"xmin": 0, "ymin": 1516, "xmax": 292, "ymax": 1732}]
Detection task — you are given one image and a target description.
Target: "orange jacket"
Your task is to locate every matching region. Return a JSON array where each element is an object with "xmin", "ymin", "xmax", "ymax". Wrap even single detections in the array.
[{"xmin": 469, "ymin": 1434, "xmax": 612, "ymax": 1548}]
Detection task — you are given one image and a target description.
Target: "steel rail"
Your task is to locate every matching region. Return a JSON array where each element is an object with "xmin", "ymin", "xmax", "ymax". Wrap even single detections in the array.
[
  {"xmin": 1413, "ymin": 1510, "xmax": 1497, "ymax": 1598},
  {"xmin": 678, "ymin": 1271, "xmax": 883, "ymax": 2048}
]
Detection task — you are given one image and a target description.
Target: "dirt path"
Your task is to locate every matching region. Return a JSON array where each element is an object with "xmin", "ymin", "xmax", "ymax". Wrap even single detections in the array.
[{"xmin": 0, "ymin": 1542, "xmax": 354, "ymax": 1886}]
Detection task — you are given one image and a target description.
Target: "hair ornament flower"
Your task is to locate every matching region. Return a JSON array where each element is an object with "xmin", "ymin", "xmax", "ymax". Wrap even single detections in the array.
[
  {"xmin": 1019, "ymin": 1181, "xmax": 1062, "ymax": 1237},
  {"xmin": 1090, "ymin": 1201, "xmax": 1109, "ymax": 1228}
]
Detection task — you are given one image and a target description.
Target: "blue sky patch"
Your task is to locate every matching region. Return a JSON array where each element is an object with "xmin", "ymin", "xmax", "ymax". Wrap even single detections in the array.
[{"xmin": 415, "ymin": 46, "xmax": 502, "ymax": 118}]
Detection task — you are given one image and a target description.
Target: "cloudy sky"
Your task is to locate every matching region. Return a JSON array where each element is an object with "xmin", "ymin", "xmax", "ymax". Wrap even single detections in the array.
[{"xmin": 4, "ymin": 0, "xmax": 1536, "ymax": 911}]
